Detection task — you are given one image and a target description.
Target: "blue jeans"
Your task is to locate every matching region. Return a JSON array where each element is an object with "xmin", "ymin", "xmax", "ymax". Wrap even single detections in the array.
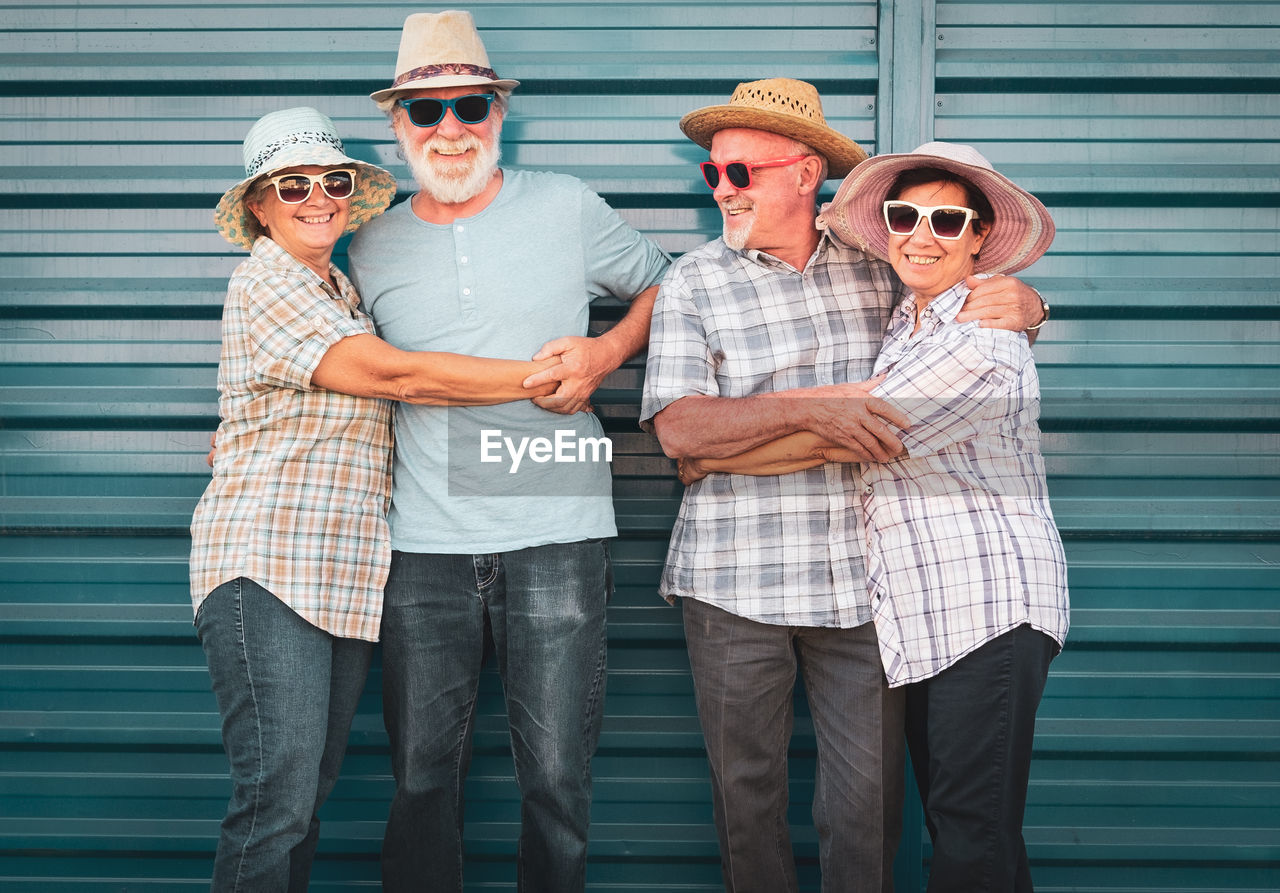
[
  {"xmin": 682, "ymin": 598, "xmax": 906, "ymax": 893},
  {"xmin": 905, "ymin": 624, "xmax": 1057, "ymax": 893},
  {"xmin": 379, "ymin": 540, "xmax": 612, "ymax": 893},
  {"xmin": 195, "ymin": 577, "xmax": 372, "ymax": 892}
]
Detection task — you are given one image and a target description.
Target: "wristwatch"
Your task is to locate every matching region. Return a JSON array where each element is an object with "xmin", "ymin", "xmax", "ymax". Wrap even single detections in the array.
[{"xmin": 1026, "ymin": 293, "xmax": 1050, "ymax": 331}]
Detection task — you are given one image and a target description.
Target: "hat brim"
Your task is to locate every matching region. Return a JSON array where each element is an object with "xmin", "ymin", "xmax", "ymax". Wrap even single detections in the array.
[
  {"xmin": 818, "ymin": 152, "xmax": 1055, "ymax": 274},
  {"xmin": 371, "ymin": 76, "xmax": 520, "ymax": 111},
  {"xmin": 679, "ymin": 105, "xmax": 868, "ymax": 179},
  {"xmin": 214, "ymin": 148, "xmax": 398, "ymax": 251}
]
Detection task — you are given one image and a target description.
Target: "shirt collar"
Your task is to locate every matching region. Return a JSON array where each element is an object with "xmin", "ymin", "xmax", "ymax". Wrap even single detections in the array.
[
  {"xmin": 737, "ymin": 228, "xmax": 836, "ymax": 273},
  {"xmin": 250, "ymin": 235, "xmax": 359, "ymax": 306},
  {"xmin": 924, "ymin": 280, "xmax": 972, "ymax": 325}
]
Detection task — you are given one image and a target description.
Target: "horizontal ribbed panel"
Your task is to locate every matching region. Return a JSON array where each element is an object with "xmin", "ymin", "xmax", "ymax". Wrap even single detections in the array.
[{"xmin": 1, "ymin": 1, "xmax": 1277, "ymax": 890}]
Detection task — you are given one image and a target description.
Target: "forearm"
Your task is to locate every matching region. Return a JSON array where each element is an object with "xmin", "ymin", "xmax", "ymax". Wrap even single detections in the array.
[
  {"xmin": 312, "ymin": 334, "xmax": 557, "ymax": 405},
  {"xmin": 595, "ymin": 285, "xmax": 658, "ymax": 368},
  {"xmin": 392, "ymin": 353, "xmax": 558, "ymax": 405},
  {"xmin": 652, "ymin": 393, "xmax": 815, "ymax": 458},
  {"xmin": 697, "ymin": 432, "xmax": 836, "ymax": 476}
]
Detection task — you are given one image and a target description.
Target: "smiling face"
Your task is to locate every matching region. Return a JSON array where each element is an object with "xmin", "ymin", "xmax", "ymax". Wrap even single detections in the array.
[
  {"xmin": 245, "ymin": 164, "xmax": 350, "ymax": 271},
  {"xmin": 393, "ymin": 85, "xmax": 504, "ymax": 205},
  {"xmin": 707, "ymin": 127, "xmax": 824, "ymax": 267},
  {"xmin": 887, "ymin": 179, "xmax": 988, "ymax": 303}
]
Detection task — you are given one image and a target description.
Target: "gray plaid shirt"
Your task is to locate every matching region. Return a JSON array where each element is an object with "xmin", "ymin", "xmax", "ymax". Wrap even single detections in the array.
[
  {"xmin": 641, "ymin": 234, "xmax": 901, "ymax": 628},
  {"xmin": 865, "ymin": 282, "xmax": 1069, "ymax": 684}
]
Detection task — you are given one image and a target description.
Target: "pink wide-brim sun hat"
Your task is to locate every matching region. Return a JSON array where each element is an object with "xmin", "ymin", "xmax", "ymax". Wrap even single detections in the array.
[{"xmin": 818, "ymin": 141, "xmax": 1055, "ymax": 274}]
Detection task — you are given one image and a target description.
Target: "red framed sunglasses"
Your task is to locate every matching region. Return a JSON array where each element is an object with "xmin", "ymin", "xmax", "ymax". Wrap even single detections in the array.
[{"xmin": 699, "ymin": 155, "xmax": 810, "ymax": 190}]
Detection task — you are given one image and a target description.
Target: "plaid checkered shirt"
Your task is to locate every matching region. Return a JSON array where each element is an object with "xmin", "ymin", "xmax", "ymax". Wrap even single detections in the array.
[
  {"xmin": 864, "ymin": 281, "xmax": 1070, "ymax": 686},
  {"xmin": 190, "ymin": 237, "xmax": 394, "ymax": 642},
  {"xmin": 641, "ymin": 234, "xmax": 900, "ymax": 627}
]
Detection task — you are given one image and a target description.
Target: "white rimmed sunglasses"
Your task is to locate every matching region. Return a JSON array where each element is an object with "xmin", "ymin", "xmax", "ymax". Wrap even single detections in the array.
[
  {"xmin": 265, "ymin": 169, "xmax": 356, "ymax": 204},
  {"xmin": 883, "ymin": 200, "xmax": 978, "ymax": 240}
]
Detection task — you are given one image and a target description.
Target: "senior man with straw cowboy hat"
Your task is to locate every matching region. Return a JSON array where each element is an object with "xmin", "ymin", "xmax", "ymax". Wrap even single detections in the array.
[
  {"xmin": 347, "ymin": 10, "xmax": 670, "ymax": 893},
  {"xmin": 641, "ymin": 79, "xmax": 1049, "ymax": 892}
]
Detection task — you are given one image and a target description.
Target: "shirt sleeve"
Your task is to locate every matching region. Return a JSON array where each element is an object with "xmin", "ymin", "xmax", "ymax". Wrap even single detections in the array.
[
  {"xmin": 639, "ymin": 261, "xmax": 719, "ymax": 430},
  {"xmin": 871, "ymin": 330, "xmax": 1023, "ymax": 458},
  {"xmin": 579, "ymin": 182, "xmax": 671, "ymax": 301},
  {"xmin": 241, "ymin": 270, "xmax": 369, "ymax": 391}
]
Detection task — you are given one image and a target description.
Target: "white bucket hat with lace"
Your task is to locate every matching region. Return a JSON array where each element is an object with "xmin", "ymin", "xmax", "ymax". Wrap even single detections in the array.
[{"xmin": 214, "ymin": 107, "xmax": 398, "ymax": 250}]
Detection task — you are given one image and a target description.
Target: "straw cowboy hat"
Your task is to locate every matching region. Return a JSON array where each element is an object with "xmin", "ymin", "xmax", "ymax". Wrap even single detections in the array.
[
  {"xmin": 214, "ymin": 107, "xmax": 398, "ymax": 251},
  {"xmin": 679, "ymin": 78, "xmax": 868, "ymax": 179},
  {"xmin": 818, "ymin": 141, "xmax": 1055, "ymax": 274},
  {"xmin": 370, "ymin": 10, "xmax": 520, "ymax": 110}
]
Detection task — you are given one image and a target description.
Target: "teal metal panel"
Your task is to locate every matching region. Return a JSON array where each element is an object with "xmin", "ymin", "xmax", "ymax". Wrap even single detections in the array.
[
  {"xmin": 0, "ymin": 2, "xmax": 882, "ymax": 891},
  {"xmin": 915, "ymin": 2, "xmax": 1280, "ymax": 889},
  {"xmin": 2, "ymin": 1, "xmax": 1278, "ymax": 890}
]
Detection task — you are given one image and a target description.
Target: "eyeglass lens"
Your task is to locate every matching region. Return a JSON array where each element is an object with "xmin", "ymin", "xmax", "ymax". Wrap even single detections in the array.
[
  {"xmin": 886, "ymin": 203, "xmax": 969, "ymax": 239},
  {"xmin": 275, "ymin": 171, "xmax": 355, "ymax": 203},
  {"xmin": 699, "ymin": 162, "xmax": 752, "ymax": 190},
  {"xmin": 402, "ymin": 94, "xmax": 493, "ymax": 128}
]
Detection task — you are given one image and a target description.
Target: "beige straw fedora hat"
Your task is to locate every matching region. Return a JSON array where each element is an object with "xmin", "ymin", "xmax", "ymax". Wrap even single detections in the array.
[
  {"xmin": 818, "ymin": 141, "xmax": 1055, "ymax": 274},
  {"xmin": 214, "ymin": 107, "xmax": 397, "ymax": 251},
  {"xmin": 679, "ymin": 78, "xmax": 868, "ymax": 179},
  {"xmin": 370, "ymin": 10, "xmax": 520, "ymax": 111}
]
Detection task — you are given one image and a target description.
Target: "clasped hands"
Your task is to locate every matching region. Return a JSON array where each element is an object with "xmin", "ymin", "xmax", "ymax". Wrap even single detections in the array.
[{"xmin": 522, "ymin": 335, "xmax": 620, "ymax": 415}]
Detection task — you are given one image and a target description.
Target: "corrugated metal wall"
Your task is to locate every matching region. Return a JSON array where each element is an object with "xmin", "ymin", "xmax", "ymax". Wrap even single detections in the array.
[{"xmin": 0, "ymin": 1, "xmax": 1276, "ymax": 890}]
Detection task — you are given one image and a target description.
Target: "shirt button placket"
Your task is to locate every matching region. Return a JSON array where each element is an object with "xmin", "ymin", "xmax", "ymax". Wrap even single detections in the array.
[{"xmin": 455, "ymin": 223, "xmax": 476, "ymax": 313}]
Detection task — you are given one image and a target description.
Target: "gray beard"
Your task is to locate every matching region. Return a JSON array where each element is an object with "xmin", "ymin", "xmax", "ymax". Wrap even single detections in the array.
[
  {"xmin": 402, "ymin": 133, "xmax": 502, "ymax": 205},
  {"xmin": 723, "ymin": 218, "xmax": 752, "ymax": 251}
]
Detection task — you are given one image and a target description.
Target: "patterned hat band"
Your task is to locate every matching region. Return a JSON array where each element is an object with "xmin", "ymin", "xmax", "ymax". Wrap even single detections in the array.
[
  {"xmin": 246, "ymin": 130, "xmax": 345, "ymax": 177},
  {"xmin": 391, "ymin": 62, "xmax": 498, "ymax": 88}
]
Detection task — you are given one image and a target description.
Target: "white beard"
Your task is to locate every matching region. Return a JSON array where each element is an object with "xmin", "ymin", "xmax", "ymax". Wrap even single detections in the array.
[
  {"xmin": 401, "ymin": 130, "xmax": 502, "ymax": 204},
  {"xmin": 721, "ymin": 205, "xmax": 753, "ymax": 251}
]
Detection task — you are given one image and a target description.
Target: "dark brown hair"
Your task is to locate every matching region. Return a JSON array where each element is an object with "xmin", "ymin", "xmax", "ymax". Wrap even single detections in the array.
[{"xmin": 888, "ymin": 167, "xmax": 993, "ymax": 234}]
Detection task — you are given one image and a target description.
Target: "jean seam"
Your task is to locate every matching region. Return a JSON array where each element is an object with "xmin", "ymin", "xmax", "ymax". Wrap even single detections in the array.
[
  {"xmin": 579, "ymin": 618, "xmax": 608, "ymax": 796},
  {"xmin": 231, "ymin": 577, "xmax": 263, "ymax": 893},
  {"xmin": 475, "ymin": 552, "xmax": 500, "ymax": 589},
  {"xmin": 451, "ymin": 674, "xmax": 480, "ymax": 892}
]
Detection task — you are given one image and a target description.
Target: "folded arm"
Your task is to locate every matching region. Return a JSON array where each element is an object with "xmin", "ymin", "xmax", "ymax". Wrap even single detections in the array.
[
  {"xmin": 653, "ymin": 376, "xmax": 906, "ymax": 463},
  {"xmin": 677, "ymin": 431, "xmax": 864, "ymax": 484},
  {"xmin": 311, "ymin": 333, "xmax": 559, "ymax": 405}
]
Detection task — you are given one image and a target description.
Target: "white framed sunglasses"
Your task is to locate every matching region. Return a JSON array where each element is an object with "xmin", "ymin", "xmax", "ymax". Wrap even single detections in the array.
[
  {"xmin": 265, "ymin": 169, "xmax": 357, "ymax": 204},
  {"xmin": 883, "ymin": 200, "xmax": 978, "ymax": 240}
]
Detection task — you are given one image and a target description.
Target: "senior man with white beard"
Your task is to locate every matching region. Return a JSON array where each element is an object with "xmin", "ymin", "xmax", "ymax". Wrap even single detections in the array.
[{"xmin": 347, "ymin": 11, "xmax": 669, "ymax": 893}]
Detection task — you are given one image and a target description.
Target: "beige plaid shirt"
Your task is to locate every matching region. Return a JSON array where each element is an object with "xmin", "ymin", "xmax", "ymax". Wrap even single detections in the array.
[{"xmin": 190, "ymin": 237, "xmax": 393, "ymax": 642}]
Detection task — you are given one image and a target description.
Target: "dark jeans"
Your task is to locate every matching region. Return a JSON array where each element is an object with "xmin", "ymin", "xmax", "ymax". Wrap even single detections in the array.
[
  {"xmin": 379, "ymin": 541, "xmax": 612, "ymax": 893},
  {"xmin": 196, "ymin": 577, "xmax": 372, "ymax": 892},
  {"xmin": 682, "ymin": 597, "xmax": 906, "ymax": 893},
  {"xmin": 905, "ymin": 624, "xmax": 1057, "ymax": 893}
]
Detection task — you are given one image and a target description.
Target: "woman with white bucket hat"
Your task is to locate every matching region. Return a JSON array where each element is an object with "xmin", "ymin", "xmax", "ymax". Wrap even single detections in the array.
[{"xmin": 191, "ymin": 106, "xmax": 557, "ymax": 890}]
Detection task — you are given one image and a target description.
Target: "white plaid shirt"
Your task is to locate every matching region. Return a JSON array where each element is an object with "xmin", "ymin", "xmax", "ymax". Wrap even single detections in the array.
[
  {"xmin": 864, "ymin": 281, "xmax": 1069, "ymax": 685},
  {"xmin": 190, "ymin": 237, "xmax": 394, "ymax": 642},
  {"xmin": 641, "ymin": 234, "xmax": 900, "ymax": 627}
]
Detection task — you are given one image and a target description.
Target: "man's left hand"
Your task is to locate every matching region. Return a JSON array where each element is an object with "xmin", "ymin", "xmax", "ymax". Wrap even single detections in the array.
[
  {"xmin": 524, "ymin": 335, "xmax": 618, "ymax": 415},
  {"xmin": 955, "ymin": 274, "xmax": 1045, "ymax": 333}
]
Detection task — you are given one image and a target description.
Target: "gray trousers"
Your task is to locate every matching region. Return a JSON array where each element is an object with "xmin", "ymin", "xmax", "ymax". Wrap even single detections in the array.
[{"xmin": 682, "ymin": 598, "xmax": 905, "ymax": 893}]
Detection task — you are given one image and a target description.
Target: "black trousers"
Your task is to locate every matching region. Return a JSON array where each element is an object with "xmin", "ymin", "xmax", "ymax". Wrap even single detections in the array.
[{"xmin": 905, "ymin": 623, "xmax": 1058, "ymax": 893}]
